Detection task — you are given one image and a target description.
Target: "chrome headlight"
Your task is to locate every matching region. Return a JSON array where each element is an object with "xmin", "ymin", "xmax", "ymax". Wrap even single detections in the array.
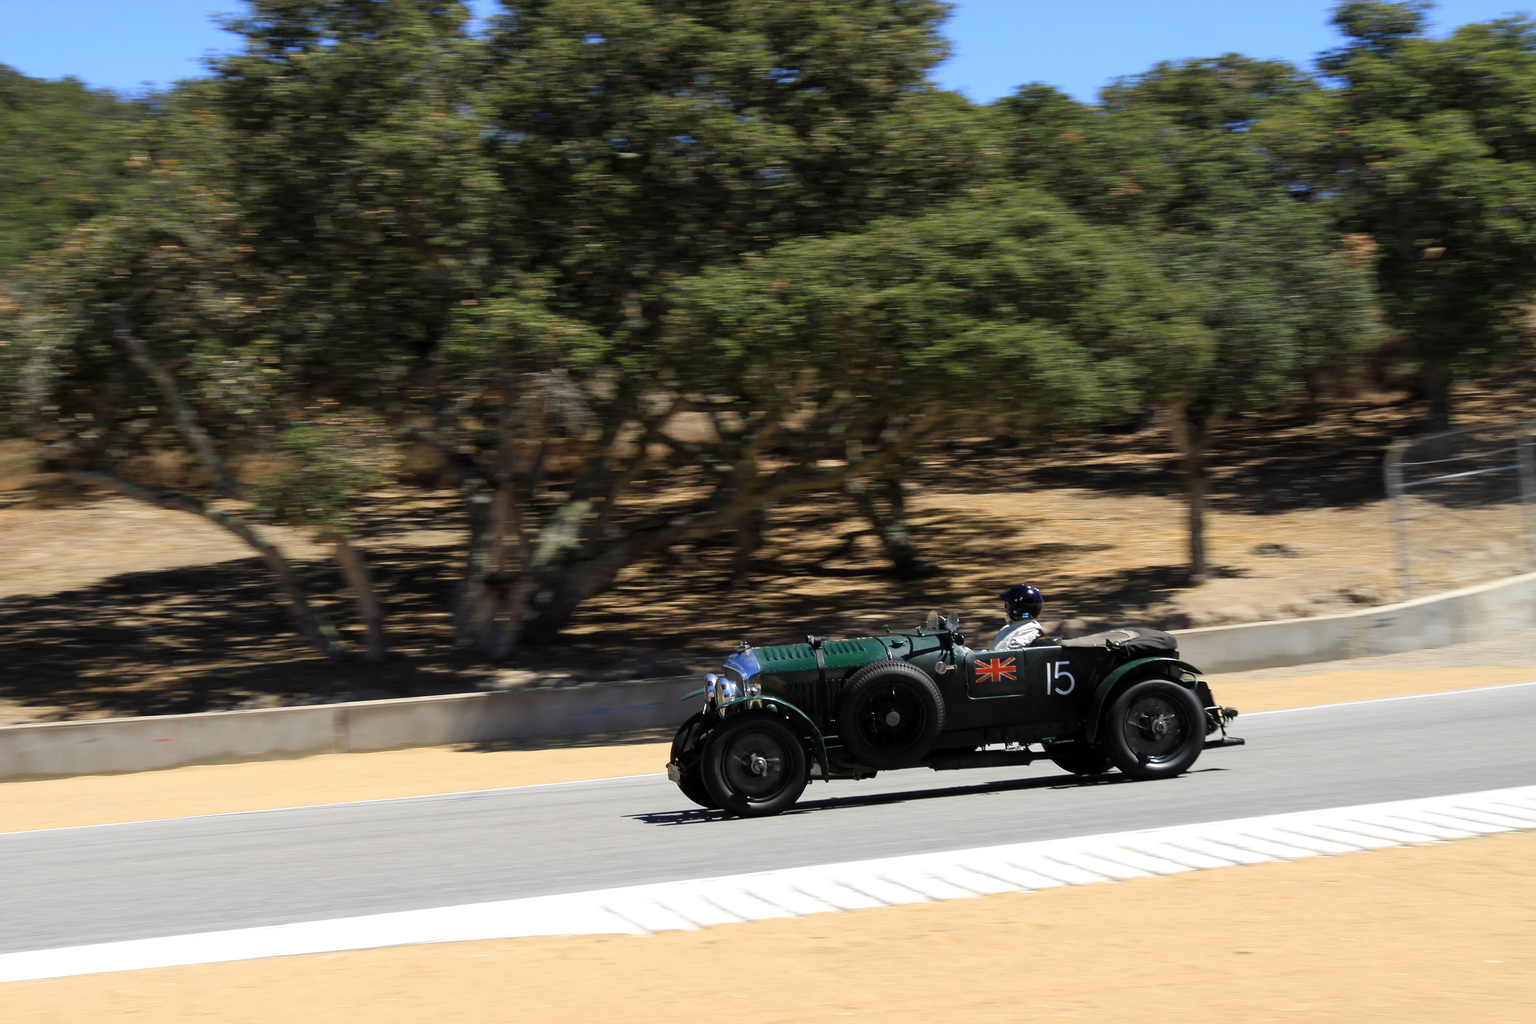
[{"xmin": 715, "ymin": 675, "xmax": 743, "ymax": 703}]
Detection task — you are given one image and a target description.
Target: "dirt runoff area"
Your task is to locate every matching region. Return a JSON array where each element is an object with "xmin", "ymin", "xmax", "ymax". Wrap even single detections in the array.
[
  {"xmin": 2, "ymin": 648, "xmax": 1534, "ymax": 1022},
  {"xmin": 4, "ymin": 832, "xmax": 1530, "ymax": 1023}
]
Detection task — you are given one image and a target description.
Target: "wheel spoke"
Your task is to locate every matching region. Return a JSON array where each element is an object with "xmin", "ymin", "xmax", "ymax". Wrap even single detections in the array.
[
  {"xmin": 1122, "ymin": 695, "xmax": 1187, "ymax": 762},
  {"xmin": 859, "ymin": 683, "xmax": 927, "ymax": 749},
  {"xmin": 723, "ymin": 730, "xmax": 789, "ymax": 797}
]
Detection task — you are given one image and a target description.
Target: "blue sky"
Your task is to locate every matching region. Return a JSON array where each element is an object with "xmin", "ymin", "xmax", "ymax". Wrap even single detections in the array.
[{"xmin": 2, "ymin": 1, "xmax": 1532, "ymax": 103}]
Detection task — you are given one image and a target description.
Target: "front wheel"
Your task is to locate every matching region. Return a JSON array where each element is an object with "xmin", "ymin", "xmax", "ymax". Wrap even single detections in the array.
[
  {"xmin": 1103, "ymin": 679, "xmax": 1205, "ymax": 781},
  {"xmin": 701, "ymin": 712, "xmax": 809, "ymax": 818},
  {"xmin": 670, "ymin": 712, "xmax": 718, "ymax": 809}
]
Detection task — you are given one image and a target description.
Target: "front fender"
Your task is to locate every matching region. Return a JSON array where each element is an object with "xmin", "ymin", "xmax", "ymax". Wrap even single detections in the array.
[
  {"xmin": 715, "ymin": 696, "xmax": 831, "ymax": 777},
  {"xmin": 1084, "ymin": 656, "xmax": 1204, "ymax": 743}
]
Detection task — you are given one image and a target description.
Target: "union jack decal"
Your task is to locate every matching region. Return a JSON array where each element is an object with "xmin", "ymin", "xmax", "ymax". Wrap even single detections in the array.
[{"xmin": 974, "ymin": 656, "xmax": 1017, "ymax": 684}]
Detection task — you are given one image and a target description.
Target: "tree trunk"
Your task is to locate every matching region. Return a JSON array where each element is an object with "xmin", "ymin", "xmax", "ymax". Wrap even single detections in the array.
[
  {"xmin": 449, "ymin": 401, "xmax": 948, "ymax": 654},
  {"xmin": 1169, "ymin": 403, "xmax": 1212, "ymax": 585},
  {"xmin": 112, "ymin": 312, "xmax": 237, "ymax": 496},
  {"xmin": 109, "ymin": 314, "xmax": 371, "ymax": 658},
  {"xmin": 843, "ymin": 476, "xmax": 924, "ymax": 580},
  {"xmin": 333, "ymin": 538, "xmax": 387, "ymax": 663},
  {"xmin": 1303, "ymin": 367, "xmax": 1323, "ymax": 423},
  {"xmin": 730, "ymin": 506, "xmax": 768, "ymax": 587},
  {"xmin": 454, "ymin": 480, "xmax": 530, "ymax": 661},
  {"xmin": 1422, "ymin": 361, "xmax": 1453, "ymax": 437},
  {"xmin": 57, "ymin": 467, "xmax": 349, "ymax": 659},
  {"xmin": 516, "ymin": 501, "xmax": 732, "ymax": 645}
]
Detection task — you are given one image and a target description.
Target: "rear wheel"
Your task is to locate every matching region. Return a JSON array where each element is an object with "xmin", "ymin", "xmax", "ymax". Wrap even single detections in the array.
[
  {"xmin": 836, "ymin": 660, "xmax": 946, "ymax": 770},
  {"xmin": 701, "ymin": 711, "xmax": 808, "ymax": 817},
  {"xmin": 1103, "ymin": 678, "xmax": 1205, "ymax": 780}
]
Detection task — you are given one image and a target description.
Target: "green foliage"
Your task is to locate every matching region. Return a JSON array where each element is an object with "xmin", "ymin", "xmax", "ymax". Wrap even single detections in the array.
[
  {"xmin": 16, "ymin": 0, "xmax": 1536, "ymax": 640},
  {"xmin": 672, "ymin": 186, "xmax": 1208, "ymax": 436},
  {"xmin": 0, "ymin": 66, "xmax": 139, "ymax": 269},
  {"xmin": 248, "ymin": 415, "xmax": 394, "ymax": 539},
  {"xmin": 1002, "ymin": 57, "xmax": 1316, "ymax": 227},
  {"xmin": 3, "ymin": 148, "xmax": 278, "ymax": 459},
  {"xmin": 211, "ymin": 0, "xmax": 498, "ymax": 395},
  {"xmin": 1000, "ymin": 54, "xmax": 1377, "ymax": 419},
  {"xmin": 1299, "ymin": 1, "xmax": 1536, "ymax": 404},
  {"xmin": 440, "ymin": 284, "xmax": 609, "ymax": 376},
  {"xmin": 1158, "ymin": 201, "xmax": 1377, "ymax": 416},
  {"xmin": 1320, "ymin": 0, "xmax": 1431, "ymax": 67},
  {"xmin": 1102, "ymin": 54, "xmax": 1316, "ymax": 132},
  {"xmin": 483, "ymin": 0, "xmax": 985, "ymax": 334}
]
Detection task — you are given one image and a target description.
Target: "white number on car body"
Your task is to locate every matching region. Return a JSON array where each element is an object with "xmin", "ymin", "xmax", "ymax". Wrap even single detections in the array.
[{"xmin": 1047, "ymin": 661, "xmax": 1076, "ymax": 696}]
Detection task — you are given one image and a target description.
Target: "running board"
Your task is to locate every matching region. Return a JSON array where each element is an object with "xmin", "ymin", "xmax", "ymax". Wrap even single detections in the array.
[{"xmin": 925, "ymin": 749, "xmax": 1037, "ymax": 771}]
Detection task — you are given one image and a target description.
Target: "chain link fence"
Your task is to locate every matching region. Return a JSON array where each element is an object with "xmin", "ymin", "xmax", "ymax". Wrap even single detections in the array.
[{"xmin": 1384, "ymin": 418, "xmax": 1536, "ymax": 597}]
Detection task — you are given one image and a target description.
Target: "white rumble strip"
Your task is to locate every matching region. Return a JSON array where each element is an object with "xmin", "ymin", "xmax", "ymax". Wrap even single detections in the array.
[{"xmin": 3, "ymin": 784, "xmax": 1533, "ymax": 983}]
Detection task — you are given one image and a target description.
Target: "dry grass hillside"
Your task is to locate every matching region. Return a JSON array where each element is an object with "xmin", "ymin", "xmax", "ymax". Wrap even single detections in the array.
[{"xmin": 2, "ymin": 368, "xmax": 1534, "ymax": 726}]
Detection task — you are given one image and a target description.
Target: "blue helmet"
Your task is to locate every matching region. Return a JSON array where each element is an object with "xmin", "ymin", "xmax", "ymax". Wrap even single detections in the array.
[{"xmin": 999, "ymin": 584, "xmax": 1044, "ymax": 620}]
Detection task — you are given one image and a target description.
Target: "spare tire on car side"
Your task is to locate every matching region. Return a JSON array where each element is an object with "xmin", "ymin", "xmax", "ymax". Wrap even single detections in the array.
[{"xmin": 836, "ymin": 660, "xmax": 946, "ymax": 770}]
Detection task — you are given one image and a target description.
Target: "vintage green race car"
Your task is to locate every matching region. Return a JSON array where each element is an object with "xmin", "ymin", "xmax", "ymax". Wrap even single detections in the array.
[{"xmin": 667, "ymin": 613, "xmax": 1243, "ymax": 817}]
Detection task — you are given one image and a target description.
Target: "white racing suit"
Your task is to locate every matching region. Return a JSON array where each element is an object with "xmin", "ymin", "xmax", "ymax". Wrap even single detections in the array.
[{"xmin": 991, "ymin": 618, "xmax": 1043, "ymax": 650}]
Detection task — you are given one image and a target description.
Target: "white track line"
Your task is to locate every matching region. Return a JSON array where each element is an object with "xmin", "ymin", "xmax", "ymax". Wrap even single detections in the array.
[{"xmin": 3, "ymin": 784, "xmax": 1533, "ymax": 983}]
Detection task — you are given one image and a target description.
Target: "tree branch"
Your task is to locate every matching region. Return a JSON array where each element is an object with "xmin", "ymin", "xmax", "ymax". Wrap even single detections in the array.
[
  {"xmin": 401, "ymin": 426, "xmax": 493, "ymax": 492},
  {"xmin": 53, "ymin": 465, "xmax": 350, "ymax": 660},
  {"xmin": 109, "ymin": 307, "xmax": 236, "ymax": 496}
]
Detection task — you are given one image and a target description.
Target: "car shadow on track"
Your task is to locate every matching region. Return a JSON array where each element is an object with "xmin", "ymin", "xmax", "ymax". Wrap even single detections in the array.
[{"xmin": 628, "ymin": 767, "xmax": 1228, "ymax": 826}]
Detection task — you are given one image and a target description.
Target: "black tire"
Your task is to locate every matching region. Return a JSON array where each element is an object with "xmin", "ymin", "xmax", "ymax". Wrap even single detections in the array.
[
  {"xmin": 700, "ymin": 711, "xmax": 809, "ymax": 817},
  {"xmin": 836, "ymin": 660, "xmax": 946, "ymax": 771},
  {"xmin": 1045, "ymin": 743, "xmax": 1115, "ymax": 776},
  {"xmin": 669, "ymin": 712, "xmax": 718, "ymax": 809},
  {"xmin": 1103, "ymin": 678, "xmax": 1205, "ymax": 781}
]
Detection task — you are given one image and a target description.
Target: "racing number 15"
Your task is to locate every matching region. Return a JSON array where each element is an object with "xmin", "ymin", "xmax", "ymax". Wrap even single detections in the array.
[{"xmin": 1046, "ymin": 660, "xmax": 1075, "ymax": 696}]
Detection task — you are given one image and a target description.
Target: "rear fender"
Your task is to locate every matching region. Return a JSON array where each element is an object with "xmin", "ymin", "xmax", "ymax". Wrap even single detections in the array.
[
  {"xmin": 1084, "ymin": 657, "xmax": 1204, "ymax": 744},
  {"xmin": 715, "ymin": 696, "xmax": 831, "ymax": 777}
]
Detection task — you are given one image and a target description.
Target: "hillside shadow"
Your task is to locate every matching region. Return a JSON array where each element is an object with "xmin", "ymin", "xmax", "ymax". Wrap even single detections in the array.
[
  {"xmin": 939, "ymin": 398, "xmax": 1412, "ymax": 516},
  {"xmin": 7, "ymin": 372, "xmax": 1531, "ymax": 724},
  {"xmin": 0, "ymin": 549, "xmax": 468, "ymax": 719}
]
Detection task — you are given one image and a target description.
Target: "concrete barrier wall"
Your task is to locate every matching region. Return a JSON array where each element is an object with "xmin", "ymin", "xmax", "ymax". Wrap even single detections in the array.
[
  {"xmin": 337, "ymin": 677, "xmax": 701, "ymax": 751},
  {"xmin": 0, "ymin": 705, "xmax": 341, "ymax": 781},
  {"xmin": 1175, "ymin": 570, "xmax": 1536, "ymax": 673},
  {"xmin": 0, "ymin": 677, "xmax": 702, "ymax": 782},
  {"xmin": 4, "ymin": 570, "xmax": 1534, "ymax": 780}
]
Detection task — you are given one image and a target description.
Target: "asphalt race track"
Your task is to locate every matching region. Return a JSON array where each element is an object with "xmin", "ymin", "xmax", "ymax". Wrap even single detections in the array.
[{"xmin": 3, "ymin": 682, "xmax": 1534, "ymax": 956}]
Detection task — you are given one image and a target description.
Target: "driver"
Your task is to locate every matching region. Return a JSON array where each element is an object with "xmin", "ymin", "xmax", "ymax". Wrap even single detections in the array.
[{"xmin": 993, "ymin": 584, "xmax": 1045, "ymax": 649}]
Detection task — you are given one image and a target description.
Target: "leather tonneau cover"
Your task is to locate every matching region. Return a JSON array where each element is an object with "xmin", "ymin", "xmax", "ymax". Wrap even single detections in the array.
[{"xmin": 1059, "ymin": 626, "xmax": 1178, "ymax": 658}]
